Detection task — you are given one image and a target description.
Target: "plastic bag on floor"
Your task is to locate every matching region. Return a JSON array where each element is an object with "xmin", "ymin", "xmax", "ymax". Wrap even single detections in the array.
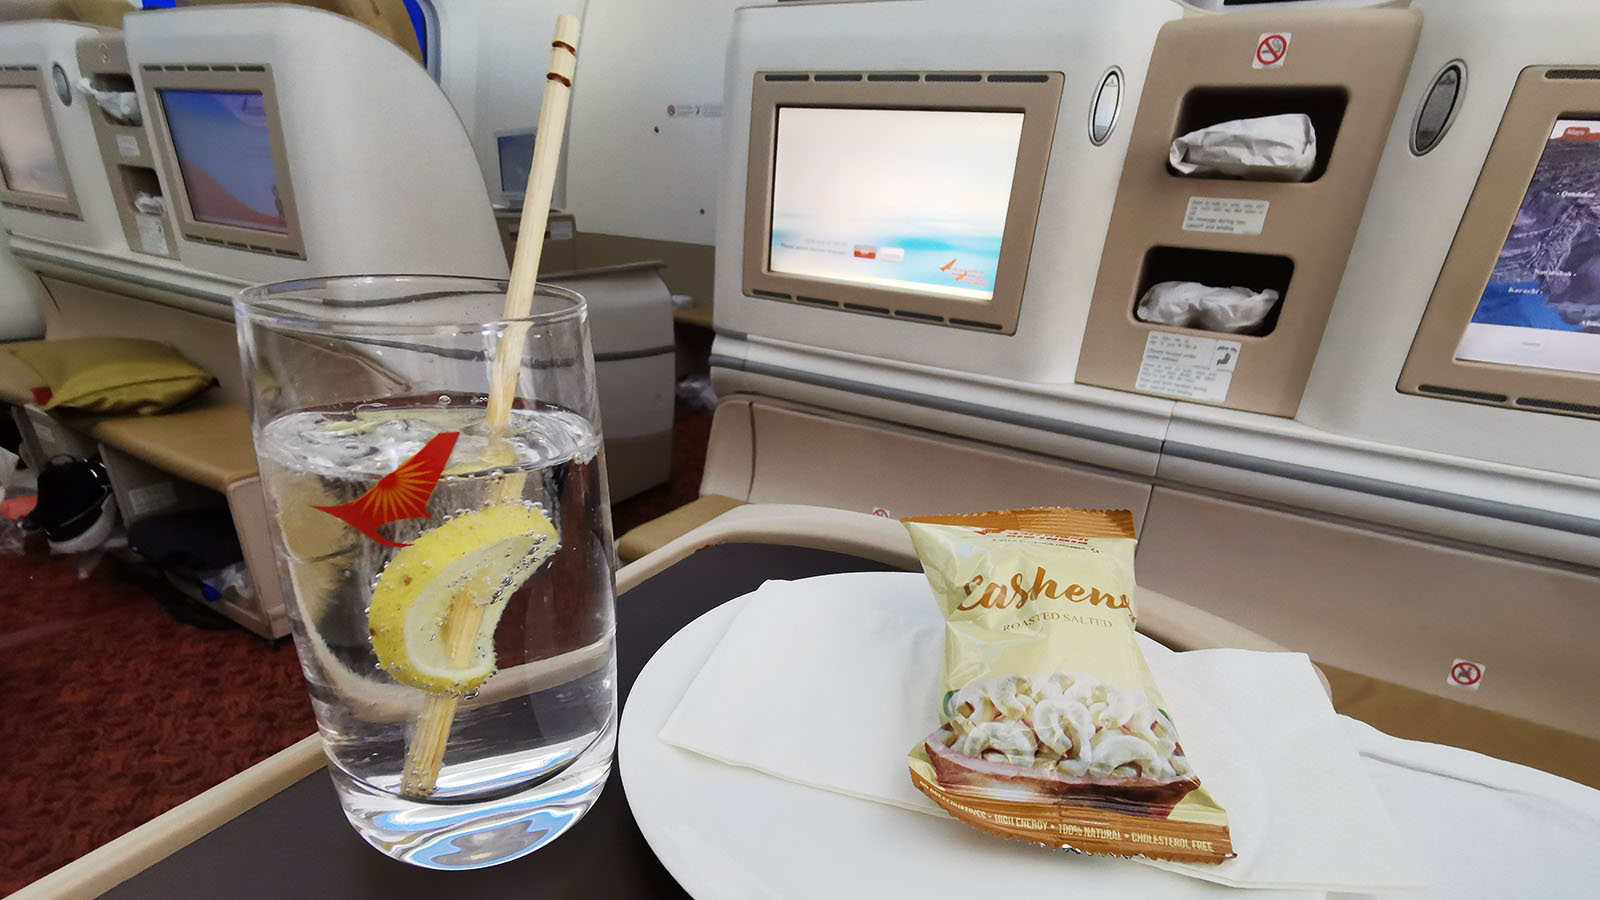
[
  {"xmin": 1, "ymin": 447, "xmax": 26, "ymax": 555},
  {"xmin": 0, "ymin": 516, "xmax": 23, "ymax": 556},
  {"xmin": 676, "ymin": 375, "xmax": 717, "ymax": 414},
  {"xmin": 199, "ymin": 561, "xmax": 253, "ymax": 603},
  {"xmin": 0, "ymin": 445, "xmax": 16, "ymax": 503}
]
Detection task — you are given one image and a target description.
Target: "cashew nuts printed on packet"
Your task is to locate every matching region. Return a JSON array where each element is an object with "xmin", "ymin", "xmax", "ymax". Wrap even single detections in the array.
[{"xmin": 903, "ymin": 507, "xmax": 1232, "ymax": 864}]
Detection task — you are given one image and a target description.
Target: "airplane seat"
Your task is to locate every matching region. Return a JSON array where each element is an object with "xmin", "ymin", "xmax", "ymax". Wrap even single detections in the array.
[
  {"xmin": 28, "ymin": 286, "xmax": 259, "ymax": 490},
  {"xmin": 0, "ymin": 0, "xmax": 423, "ymax": 66},
  {"xmin": 0, "ymin": 5, "xmax": 102, "ymax": 341},
  {"xmin": 3, "ymin": 3, "xmax": 677, "ymax": 633},
  {"xmin": 0, "ymin": 4, "xmax": 500, "ymax": 637},
  {"xmin": 629, "ymin": 0, "xmax": 1600, "ymax": 783},
  {"xmin": 171, "ymin": 0, "xmax": 422, "ymax": 64}
]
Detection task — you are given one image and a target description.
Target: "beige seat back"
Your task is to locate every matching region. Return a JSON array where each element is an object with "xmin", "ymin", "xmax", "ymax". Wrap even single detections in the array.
[{"xmin": 173, "ymin": 0, "xmax": 422, "ymax": 63}]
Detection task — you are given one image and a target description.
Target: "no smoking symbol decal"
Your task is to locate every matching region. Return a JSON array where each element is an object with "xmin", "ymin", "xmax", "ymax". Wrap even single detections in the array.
[
  {"xmin": 1254, "ymin": 32, "xmax": 1290, "ymax": 69},
  {"xmin": 1448, "ymin": 658, "xmax": 1485, "ymax": 690}
]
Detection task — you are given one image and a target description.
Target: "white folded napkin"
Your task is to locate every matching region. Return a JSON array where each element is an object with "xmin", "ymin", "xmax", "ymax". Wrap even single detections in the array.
[
  {"xmin": 660, "ymin": 572, "xmax": 1425, "ymax": 893},
  {"xmin": 1344, "ymin": 717, "xmax": 1600, "ymax": 900}
]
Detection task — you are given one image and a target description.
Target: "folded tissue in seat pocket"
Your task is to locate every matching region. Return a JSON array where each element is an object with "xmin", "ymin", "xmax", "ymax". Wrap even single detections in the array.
[
  {"xmin": 1137, "ymin": 281, "xmax": 1280, "ymax": 334},
  {"xmin": 1170, "ymin": 113, "xmax": 1316, "ymax": 181}
]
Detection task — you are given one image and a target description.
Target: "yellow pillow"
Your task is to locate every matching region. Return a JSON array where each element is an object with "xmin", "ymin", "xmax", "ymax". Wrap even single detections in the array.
[{"xmin": 10, "ymin": 337, "xmax": 216, "ymax": 415}]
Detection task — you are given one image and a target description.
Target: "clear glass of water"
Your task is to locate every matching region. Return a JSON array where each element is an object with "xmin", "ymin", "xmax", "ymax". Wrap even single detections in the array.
[{"xmin": 234, "ymin": 275, "xmax": 616, "ymax": 869}]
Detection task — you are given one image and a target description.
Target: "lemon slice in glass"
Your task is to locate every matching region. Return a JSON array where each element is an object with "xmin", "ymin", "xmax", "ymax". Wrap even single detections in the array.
[
  {"xmin": 368, "ymin": 503, "xmax": 558, "ymax": 695},
  {"xmin": 443, "ymin": 440, "xmax": 519, "ymax": 476}
]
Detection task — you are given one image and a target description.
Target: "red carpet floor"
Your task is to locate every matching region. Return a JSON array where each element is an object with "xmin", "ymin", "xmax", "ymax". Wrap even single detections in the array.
[
  {"xmin": 0, "ymin": 549, "xmax": 312, "ymax": 897},
  {"xmin": 0, "ymin": 400, "xmax": 711, "ymax": 896}
]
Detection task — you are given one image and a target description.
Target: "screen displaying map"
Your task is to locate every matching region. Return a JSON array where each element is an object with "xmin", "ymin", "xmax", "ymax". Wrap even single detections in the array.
[{"xmin": 1456, "ymin": 118, "xmax": 1600, "ymax": 376}]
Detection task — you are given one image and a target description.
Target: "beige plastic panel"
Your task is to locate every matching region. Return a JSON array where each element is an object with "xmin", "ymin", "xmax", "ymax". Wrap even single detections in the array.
[
  {"xmin": 740, "ymin": 398, "xmax": 1153, "ymax": 527},
  {"xmin": 99, "ymin": 443, "xmax": 220, "ymax": 525},
  {"xmin": 494, "ymin": 209, "xmax": 577, "ymax": 272},
  {"xmin": 20, "ymin": 402, "xmax": 96, "ymax": 459},
  {"xmin": 699, "ymin": 396, "xmax": 755, "ymax": 500},
  {"xmin": 574, "ymin": 232, "xmax": 716, "ymax": 312},
  {"xmin": 76, "ymin": 33, "xmax": 177, "ymax": 259},
  {"xmin": 226, "ymin": 475, "xmax": 291, "ymax": 639},
  {"xmin": 1077, "ymin": 8, "xmax": 1421, "ymax": 416},
  {"xmin": 1136, "ymin": 485, "xmax": 1600, "ymax": 740}
]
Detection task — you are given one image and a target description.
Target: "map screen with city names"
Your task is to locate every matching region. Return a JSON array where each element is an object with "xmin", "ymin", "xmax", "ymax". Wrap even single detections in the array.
[
  {"xmin": 1456, "ymin": 118, "xmax": 1600, "ymax": 376},
  {"xmin": 768, "ymin": 106, "xmax": 1025, "ymax": 302}
]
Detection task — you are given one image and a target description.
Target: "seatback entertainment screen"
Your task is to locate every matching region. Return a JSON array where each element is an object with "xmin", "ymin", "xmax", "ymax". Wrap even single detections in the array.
[
  {"xmin": 768, "ymin": 107, "xmax": 1025, "ymax": 302},
  {"xmin": 1456, "ymin": 118, "xmax": 1600, "ymax": 376},
  {"xmin": 161, "ymin": 89, "xmax": 287, "ymax": 233},
  {"xmin": 498, "ymin": 130, "xmax": 536, "ymax": 196},
  {"xmin": 0, "ymin": 86, "xmax": 67, "ymax": 199}
]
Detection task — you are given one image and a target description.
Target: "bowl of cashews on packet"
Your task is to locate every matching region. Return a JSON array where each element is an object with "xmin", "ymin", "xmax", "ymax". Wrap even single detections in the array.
[{"xmin": 903, "ymin": 507, "xmax": 1232, "ymax": 864}]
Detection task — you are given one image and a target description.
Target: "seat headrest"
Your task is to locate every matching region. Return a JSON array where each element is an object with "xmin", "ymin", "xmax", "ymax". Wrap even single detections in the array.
[{"xmin": 171, "ymin": 0, "xmax": 424, "ymax": 64}]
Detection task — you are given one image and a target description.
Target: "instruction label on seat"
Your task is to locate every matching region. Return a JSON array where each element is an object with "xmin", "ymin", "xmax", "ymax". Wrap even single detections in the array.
[
  {"xmin": 1183, "ymin": 196, "xmax": 1269, "ymax": 235},
  {"xmin": 1134, "ymin": 331, "xmax": 1240, "ymax": 403},
  {"xmin": 135, "ymin": 213, "xmax": 168, "ymax": 256}
]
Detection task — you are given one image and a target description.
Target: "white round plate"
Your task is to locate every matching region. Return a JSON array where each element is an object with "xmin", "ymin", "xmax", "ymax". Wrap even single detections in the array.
[{"xmin": 618, "ymin": 591, "xmax": 1319, "ymax": 900}]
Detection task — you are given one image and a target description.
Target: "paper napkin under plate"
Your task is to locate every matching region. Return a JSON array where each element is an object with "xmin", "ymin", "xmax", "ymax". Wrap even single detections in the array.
[{"xmin": 658, "ymin": 572, "xmax": 1426, "ymax": 893}]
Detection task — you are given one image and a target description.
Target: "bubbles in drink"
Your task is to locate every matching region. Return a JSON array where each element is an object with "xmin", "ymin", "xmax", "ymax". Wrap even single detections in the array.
[{"xmin": 257, "ymin": 398, "xmax": 616, "ymax": 803}]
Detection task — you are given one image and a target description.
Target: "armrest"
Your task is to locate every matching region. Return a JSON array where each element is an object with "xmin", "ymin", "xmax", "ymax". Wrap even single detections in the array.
[{"xmin": 616, "ymin": 503, "xmax": 1331, "ymax": 697}]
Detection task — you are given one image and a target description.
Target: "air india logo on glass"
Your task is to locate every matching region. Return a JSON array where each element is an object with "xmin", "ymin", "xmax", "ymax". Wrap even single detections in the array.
[{"xmin": 314, "ymin": 431, "xmax": 459, "ymax": 547}]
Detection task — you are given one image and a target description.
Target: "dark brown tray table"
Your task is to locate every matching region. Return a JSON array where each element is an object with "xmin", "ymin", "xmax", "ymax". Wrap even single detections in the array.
[{"xmin": 100, "ymin": 543, "xmax": 899, "ymax": 899}]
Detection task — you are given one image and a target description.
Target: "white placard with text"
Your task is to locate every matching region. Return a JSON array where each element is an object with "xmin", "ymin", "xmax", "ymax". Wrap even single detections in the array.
[{"xmin": 1135, "ymin": 331, "xmax": 1241, "ymax": 403}]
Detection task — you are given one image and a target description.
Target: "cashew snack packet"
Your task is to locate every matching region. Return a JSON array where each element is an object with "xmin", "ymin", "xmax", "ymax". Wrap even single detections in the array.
[{"xmin": 903, "ymin": 507, "xmax": 1231, "ymax": 864}]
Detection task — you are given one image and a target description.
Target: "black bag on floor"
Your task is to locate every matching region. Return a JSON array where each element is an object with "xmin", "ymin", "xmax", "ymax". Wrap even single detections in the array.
[
  {"xmin": 125, "ymin": 507, "xmax": 244, "ymax": 631},
  {"xmin": 127, "ymin": 507, "xmax": 243, "ymax": 571}
]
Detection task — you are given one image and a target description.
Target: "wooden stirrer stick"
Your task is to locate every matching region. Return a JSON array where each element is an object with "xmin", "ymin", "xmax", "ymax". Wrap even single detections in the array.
[{"xmin": 400, "ymin": 13, "xmax": 581, "ymax": 798}]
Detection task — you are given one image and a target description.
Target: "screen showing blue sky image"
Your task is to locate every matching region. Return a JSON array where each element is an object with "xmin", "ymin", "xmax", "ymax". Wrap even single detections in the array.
[
  {"xmin": 498, "ymin": 130, "xmax": 536, "ymax": 195},
  {"xmin": 161, "ymin": 89, "xmax": 286, "ymax": 233},
  {"xmin": 769, "ymin": 107, "xmax": 1024, "ymax": 302}
]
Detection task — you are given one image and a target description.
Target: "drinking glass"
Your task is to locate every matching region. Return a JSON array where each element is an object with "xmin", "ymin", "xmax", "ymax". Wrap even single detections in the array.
[{"xmin": 235, "ymin": 275, "xmax": 616, "ymax": 869}]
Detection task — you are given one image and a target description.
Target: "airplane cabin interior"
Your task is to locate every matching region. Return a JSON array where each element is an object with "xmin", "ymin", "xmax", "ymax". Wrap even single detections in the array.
[{"xmin": 0, "ymin": 0, "xmax": 1595, "ymax": 898}]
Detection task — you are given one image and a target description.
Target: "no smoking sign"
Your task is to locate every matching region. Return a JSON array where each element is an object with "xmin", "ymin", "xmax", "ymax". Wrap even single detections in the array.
[
  {"xmin": 1447, "ymin": 658, "xmax": 1485, "ymax": 691},
  {"xmin": 1253, "ymin": 32, "xmax": 1291, "ymax": 69}
]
